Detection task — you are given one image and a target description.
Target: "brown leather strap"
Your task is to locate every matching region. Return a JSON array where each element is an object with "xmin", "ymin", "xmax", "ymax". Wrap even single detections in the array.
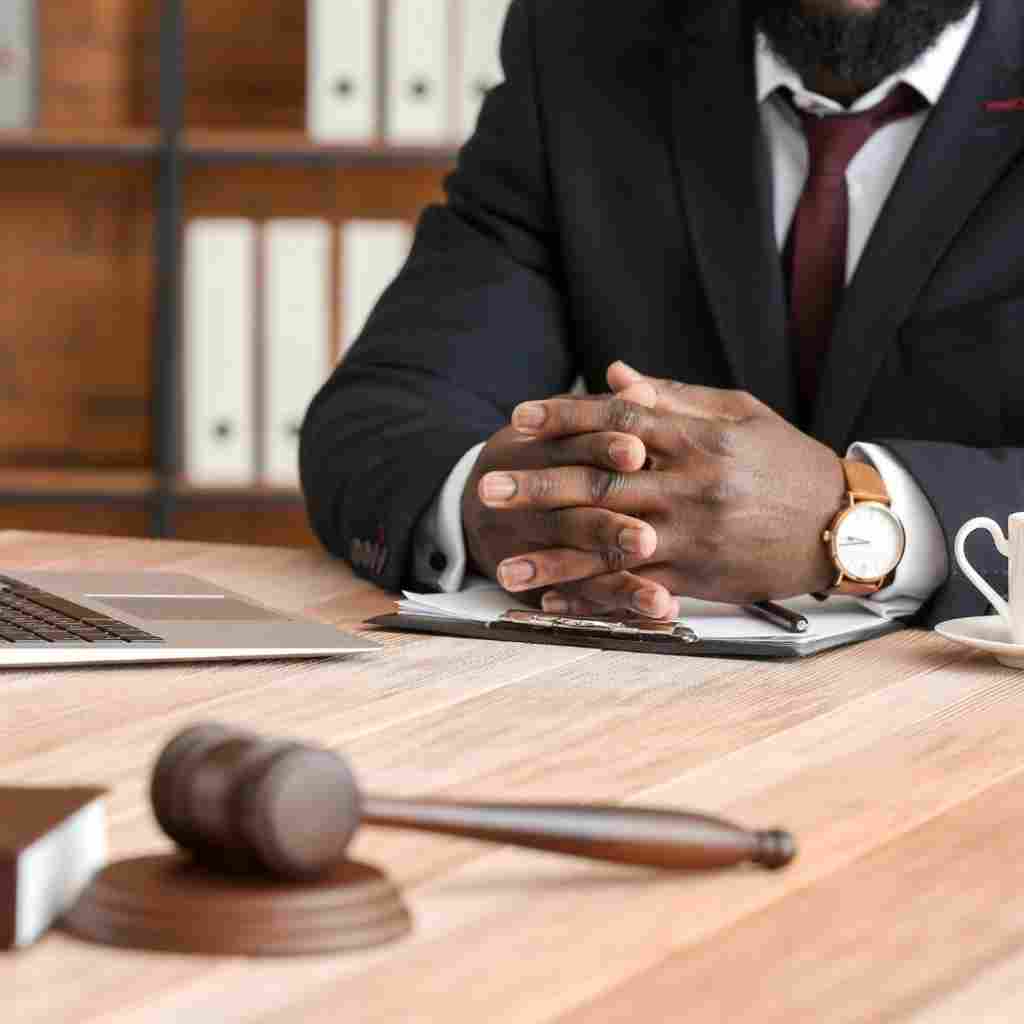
[
  {"xmin": 841, "ymin": 459, "xmax": 890, "ymax": 505},
  {"xmin": 835, "ymin": 579, "xmax": 885, "ymax": 595}
]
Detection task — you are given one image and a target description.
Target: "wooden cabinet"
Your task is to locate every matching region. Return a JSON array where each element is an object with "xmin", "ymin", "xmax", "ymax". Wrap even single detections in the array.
[{"xmin": 0, "ymin": 0, "xmax": 453, "ymax": 544}]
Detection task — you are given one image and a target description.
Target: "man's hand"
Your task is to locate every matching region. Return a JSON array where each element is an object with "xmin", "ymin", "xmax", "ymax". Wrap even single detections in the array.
[
  {"xmin": 462, "ymin": 399, "xmax": 679, "ymax": 619},
  {"xmin": 478, "ymin": 363, "xmax": 845, "ymax": 616}
]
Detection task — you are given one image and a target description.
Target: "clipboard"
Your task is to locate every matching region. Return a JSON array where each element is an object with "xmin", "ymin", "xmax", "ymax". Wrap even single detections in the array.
[{"xmin": 366, "ymin": 607, "xmax": 906, "ymax": 659}]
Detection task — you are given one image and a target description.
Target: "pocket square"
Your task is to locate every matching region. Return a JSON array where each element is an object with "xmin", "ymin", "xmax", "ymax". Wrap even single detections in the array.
[{"xmin": 984, "ymin": 98, "xmax": 1024, "ymax": 112}]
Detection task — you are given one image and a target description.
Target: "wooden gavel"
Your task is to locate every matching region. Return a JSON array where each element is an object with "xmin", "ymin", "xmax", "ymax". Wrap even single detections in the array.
[{"xmin": 150, "ymin": 722, "xmax": 796, "ymax": 879}]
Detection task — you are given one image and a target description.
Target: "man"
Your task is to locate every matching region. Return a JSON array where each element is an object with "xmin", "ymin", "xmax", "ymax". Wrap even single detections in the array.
[{"xmin": 301, "ymin": 0, "xmax": 1024, "ymax": 628}]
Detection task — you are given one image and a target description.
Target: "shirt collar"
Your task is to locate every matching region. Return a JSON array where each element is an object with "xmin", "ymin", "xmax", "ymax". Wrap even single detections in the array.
[{"xmin": 755, "ymin": 3, "xmax": 980, "ymax": 114}]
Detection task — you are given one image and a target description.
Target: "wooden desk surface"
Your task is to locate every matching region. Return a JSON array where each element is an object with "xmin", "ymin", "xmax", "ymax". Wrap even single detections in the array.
[{"xmin": 2, "ymin": 530, "xmax": 1022, "ymax": 1023}]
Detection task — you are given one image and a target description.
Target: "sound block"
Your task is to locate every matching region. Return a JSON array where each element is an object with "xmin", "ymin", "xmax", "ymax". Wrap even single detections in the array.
[{"xmin": 61, "ymin": 853, "xmax": 412, "ymax": 956}]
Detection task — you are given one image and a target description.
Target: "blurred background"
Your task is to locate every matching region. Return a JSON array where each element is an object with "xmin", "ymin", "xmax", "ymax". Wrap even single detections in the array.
[{"xmin": 0, "ymin": 0, "xmax": 507, "ymax": 547}]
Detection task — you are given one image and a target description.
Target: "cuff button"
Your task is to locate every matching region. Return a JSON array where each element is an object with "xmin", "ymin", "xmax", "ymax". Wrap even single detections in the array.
[{"xmin": 429, "ymin": 551, "xmax": 448, "ymax": 573}]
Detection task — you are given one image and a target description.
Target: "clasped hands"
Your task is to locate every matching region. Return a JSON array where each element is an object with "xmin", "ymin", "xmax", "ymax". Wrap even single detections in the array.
[{"xmin": 462, "ymin": 361, "xmax": 846, "ymax": 618}]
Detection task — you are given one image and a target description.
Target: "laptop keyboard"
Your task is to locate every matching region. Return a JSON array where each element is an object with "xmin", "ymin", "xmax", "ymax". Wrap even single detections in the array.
[{"xmin": 0, "ymin": 578, "xmax": 165, "ymax": 646}]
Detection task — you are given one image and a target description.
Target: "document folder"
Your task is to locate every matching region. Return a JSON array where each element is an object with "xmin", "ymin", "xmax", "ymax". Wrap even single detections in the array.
[{"xmin": 367, "ymin": 586, "xmax": 906, "ymax": 659}]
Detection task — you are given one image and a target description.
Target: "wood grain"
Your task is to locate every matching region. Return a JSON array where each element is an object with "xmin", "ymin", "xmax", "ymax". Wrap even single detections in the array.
[
  {"xmin": 38, "ymin": 0, "xmax": 159, "ymax": 135},
  {"xmin": 184, "ymin": 0, "xmax": 305, "ymax": 130},
  {"xmin": 168, "ymin": 497, "xmax": 319, "ymax": 549},
  {"xmin": 0, "ymin": 161, "xmax": 154, "ymax": 466},
  {"xmin": 0, "ymin": 501, "xmax": 151, "ymax": 538},
  {"xmin": 0, "ymin": 531, "xmax": 1022, "ymax": 1021}
]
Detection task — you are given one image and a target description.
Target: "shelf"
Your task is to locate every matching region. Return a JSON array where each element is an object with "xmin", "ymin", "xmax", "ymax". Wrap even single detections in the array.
[
  {"xmin": 0, "ymin": 470, "xmax": 307, "ymax": 506},
  {"xmin": 172, "ymin": 481, "xmax": 305, "ymax": 504},
  {"xmin": 0, "ymin": 469, "xmax": 160, "ymax": 501},
  {"xmin": 182, "ymin": 130, "xmax": 459, "ymax": 167},
  {"xmin": 0, "ymin": 129, "xmax": 162, "ymax": 160}
]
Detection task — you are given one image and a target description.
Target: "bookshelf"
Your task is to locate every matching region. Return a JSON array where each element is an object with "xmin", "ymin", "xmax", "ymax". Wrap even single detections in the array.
[{"xmin": 0, "ymin": 0, "xmax": 456, "ymax": 546}]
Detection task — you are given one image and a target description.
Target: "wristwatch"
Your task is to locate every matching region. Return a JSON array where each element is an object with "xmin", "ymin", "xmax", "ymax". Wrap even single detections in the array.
[{"xmin": 815, "ymin": 459, "xmax": 906, "ymax": 598}]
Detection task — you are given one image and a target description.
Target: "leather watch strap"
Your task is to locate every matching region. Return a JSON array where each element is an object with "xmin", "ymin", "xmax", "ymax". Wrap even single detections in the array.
[
  {"xmin": 833, "ymin": 578, "xmax": 885, "ymax": 596},
  {"xmin": 842, "ymin": 460, "xmax": 889, "ymax": 505}
]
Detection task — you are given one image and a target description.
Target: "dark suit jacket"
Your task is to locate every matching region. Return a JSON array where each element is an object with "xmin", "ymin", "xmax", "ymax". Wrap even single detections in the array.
[{"xmin": 300, "ymin": 0, "xmax": 1024, "ymax": 628}]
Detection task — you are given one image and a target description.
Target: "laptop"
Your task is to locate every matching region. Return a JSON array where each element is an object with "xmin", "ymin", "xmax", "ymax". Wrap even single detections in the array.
[{"xmin": 0, "ymin": 571, "xmax": 381, "ymax": 667}]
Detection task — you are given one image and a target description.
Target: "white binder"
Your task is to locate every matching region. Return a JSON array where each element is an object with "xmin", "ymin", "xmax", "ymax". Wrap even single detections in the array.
[
  {"xmin": 457, "ymin": 0, "xmax": 509, "ymax": 142},
  {"xmin": 0, "ymin": 0, "xmax": 35, "ymax": 130},
  {"xmin": 183, "ymin": 220, "xmax": 257, "ymax": 486},
  {"xmin": 307, "ymin": 0, "xmax": 380, "ymax": 143},
  {"xmin": 340, "ymin": 220, "xmax": 413, "ymax": 353},
  {"xmin": 262, "ymin": 219, "xmax": 331, "ymax": 487},
  {"xmin": 386, "ymin": 0, "xmax": 450, "ymax": 144}
]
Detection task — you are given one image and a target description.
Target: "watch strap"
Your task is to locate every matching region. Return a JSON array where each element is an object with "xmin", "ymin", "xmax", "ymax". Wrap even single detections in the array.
[{"xmin": 842, "ymin": 460, "xmax": 889, "ymax": 506}]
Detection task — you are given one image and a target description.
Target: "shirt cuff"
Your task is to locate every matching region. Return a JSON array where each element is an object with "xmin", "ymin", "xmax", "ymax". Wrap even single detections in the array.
[
  {"xmin": 411, "ymin": 442, "xmax": 487, "ymax": 593},
  {"xmin": 846, "ymin": 441, "xmax": 949, "ymax": 619}
]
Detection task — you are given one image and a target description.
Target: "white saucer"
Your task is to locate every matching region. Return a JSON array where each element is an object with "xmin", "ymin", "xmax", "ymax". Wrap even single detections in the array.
[{"xmin": 934, "ymin": 616, "xmax": 1024, "ymax": 669}]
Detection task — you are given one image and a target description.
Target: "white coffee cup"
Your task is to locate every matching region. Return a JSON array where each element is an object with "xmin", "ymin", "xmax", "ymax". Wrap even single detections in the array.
[{"xmin": 954, "ymin": 513, "xmax": 1024, "ymax": 641}]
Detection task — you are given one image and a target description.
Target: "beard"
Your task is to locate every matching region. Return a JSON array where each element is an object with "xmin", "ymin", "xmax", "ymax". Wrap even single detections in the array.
[{"xmin": 755, "ymin": 0, "xmax": 977, "ymax": 87}]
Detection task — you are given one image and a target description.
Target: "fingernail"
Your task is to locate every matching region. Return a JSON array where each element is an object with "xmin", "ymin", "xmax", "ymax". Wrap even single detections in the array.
[
  {"xmin": 499, "ymin": 559, "xmax": 536, "ymax": 588},
  {"xmin": 542, "ymin": 593, "xmax": 569, "ymax": 613},
  {"xmin": 613, "ymin": 360, "xmax": 642, "ymax": 378},
  {"xmin": 619, "ymin": 526, "xmax": 654, "ymax": 557},
  {"xmin": 608, "ymin": 439, "xmax": 640, "ymax": 467},
  {"xmin": 512, "ymin": 403, "xmax": 547, "ymax": 431},
  {"xmin": 632, "ymin": 588, "xmax": 666, "ymax": 616},
  {"xmin": 481, "ymin": 473, "xmax": 517, "ymax": 502}
]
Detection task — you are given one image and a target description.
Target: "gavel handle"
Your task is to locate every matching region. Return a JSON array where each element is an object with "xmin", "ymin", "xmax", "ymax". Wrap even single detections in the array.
[{"xmin": 360, "ymin": 796, "xmax": 795, "ymax": 870}]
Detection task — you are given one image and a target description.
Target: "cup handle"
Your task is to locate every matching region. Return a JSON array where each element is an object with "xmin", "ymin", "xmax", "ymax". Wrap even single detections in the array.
[{"xmin": 954, "ymin": 517, "xmax": 1011, "ymax": 624}]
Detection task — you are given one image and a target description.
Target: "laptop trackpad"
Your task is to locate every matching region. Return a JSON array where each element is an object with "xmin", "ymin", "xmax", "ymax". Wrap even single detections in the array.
[{"xmin": 92, "ymin": 596, "xmax": 282, "ymax": 622}]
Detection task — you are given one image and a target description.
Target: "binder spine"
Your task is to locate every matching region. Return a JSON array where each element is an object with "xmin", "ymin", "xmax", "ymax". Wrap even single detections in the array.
[
  {"xmin": 183, "ymin": 219, "xmax": 257, "ymax": 487},
  {"xmin": 339, "ymin": 219, "xmax": 413, "ymax": 355},
  {"xmin": 0, "ymin": 0, "xmax": 36, "ymax": 130},
  {"xmin": 386, "ymin": 0, "xmax": 450, "ymax": 144},
  {"xmin": 457, "ymin": 0, "xmax": 509, "ymax": 142},
  {"xmin": 262, "ymin": 219, "xmax": 331, "ymax": 488},
  {"xmin": 307, "ymin": 0, "xmax": 380, "ymax": 143}
]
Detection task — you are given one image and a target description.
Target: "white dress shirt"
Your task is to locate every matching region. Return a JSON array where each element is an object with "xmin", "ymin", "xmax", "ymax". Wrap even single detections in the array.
[{"xmin": 413, "ymin": 5, "xmax": 980, "ymax": 613}]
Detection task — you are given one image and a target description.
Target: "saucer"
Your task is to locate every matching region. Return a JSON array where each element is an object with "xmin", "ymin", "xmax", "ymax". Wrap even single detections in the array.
[{"xmin": 934, "ymin": 616, "xmax": 1024, "ymax": 668}]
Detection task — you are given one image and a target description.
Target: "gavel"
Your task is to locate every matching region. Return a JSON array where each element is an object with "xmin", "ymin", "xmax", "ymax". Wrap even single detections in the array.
[{"xmin": 151, "ymin": 722, "xmax": 796, "ymax": 879}]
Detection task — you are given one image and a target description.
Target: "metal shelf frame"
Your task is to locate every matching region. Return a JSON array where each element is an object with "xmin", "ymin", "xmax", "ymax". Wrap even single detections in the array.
[{"xmin": 149, "ymin": 0, "xmax": 186, "ymax": 536}]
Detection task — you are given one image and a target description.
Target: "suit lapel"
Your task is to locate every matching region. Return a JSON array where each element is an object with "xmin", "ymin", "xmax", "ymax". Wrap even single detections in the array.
[
  {"xmin": 667, "ymin": 3, "xmax": 797, "ymax": 422},
  {"xmin": 813, "ymin": 0, "xmax": 1024, "ymax": 449}
]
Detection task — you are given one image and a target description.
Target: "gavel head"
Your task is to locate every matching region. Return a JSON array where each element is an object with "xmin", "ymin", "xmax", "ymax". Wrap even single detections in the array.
[{"xmin": 150, "ymin": 722, "xmax": 361, "ymax": 879}]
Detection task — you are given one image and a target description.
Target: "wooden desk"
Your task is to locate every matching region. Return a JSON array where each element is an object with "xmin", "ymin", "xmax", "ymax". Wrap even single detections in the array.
[{"xmin": 2, "ymin": 530, "xmax": 1022, "ymax": 1023}]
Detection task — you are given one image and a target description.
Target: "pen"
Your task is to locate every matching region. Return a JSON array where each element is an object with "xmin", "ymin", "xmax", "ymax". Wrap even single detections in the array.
[{"xmin": 742, "ymin": 600, "xmax": 809, "ymax": 634}]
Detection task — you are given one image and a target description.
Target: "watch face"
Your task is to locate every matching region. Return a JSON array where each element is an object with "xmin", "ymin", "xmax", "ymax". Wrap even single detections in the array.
[{"xmin": 833, "ymin": 502, "xmax": 906, "ymax": 582}]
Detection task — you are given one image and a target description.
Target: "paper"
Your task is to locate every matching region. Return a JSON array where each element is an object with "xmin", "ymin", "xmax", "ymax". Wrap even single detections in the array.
[{"xmin": 398, "ymin": 583, "xmax": 895, "ymax": 647}]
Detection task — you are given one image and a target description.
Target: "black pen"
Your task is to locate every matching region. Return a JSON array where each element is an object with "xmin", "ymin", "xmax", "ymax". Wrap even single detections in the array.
[{"xmin": 742, "ymin": 600, "xmax": 809, "ymax": 634}]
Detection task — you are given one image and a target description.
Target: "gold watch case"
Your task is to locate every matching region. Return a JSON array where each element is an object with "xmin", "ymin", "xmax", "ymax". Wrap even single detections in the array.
[{"xmin": 822, "ymin": 497, "xmax": 907, "ymax": 585}]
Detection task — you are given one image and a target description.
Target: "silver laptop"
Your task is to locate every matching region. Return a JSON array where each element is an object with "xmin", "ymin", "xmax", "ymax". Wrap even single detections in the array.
[{"xmin": 0, "ymin": 571, "xmax": 381, "ymax": 667}]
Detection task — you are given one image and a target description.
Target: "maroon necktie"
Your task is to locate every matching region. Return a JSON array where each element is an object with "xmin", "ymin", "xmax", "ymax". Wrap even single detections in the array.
[{"xmin": 784, "ymin": 83, "xmax": 925, "ymax": 417}]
